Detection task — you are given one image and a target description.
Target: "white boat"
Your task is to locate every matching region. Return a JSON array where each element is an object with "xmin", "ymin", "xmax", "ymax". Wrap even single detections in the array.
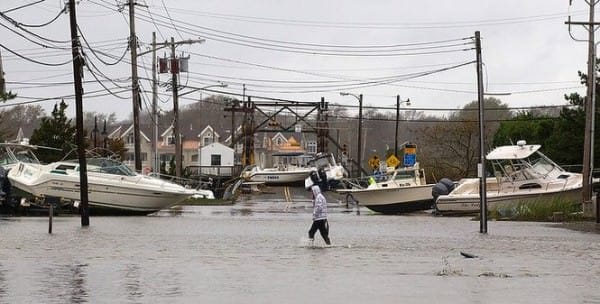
[
  {"xmin": 335, "ymin": 163, "xmax": 434, "ymax": 214},
  {"xmin": 434, "ymin": 140, "xmax": 582, "ymax": 214},
  {"xmin": 241, "ymin": 152, "xmax": 346, "ymax": 186},
  {"xmin": 241, "ymin": 164, "xmax": 313, "ymax": 185},
  {"xmin": 8, "ymin": 157, "xmax": 195, "ymax": 215},
  {"xmin": 307, "ymin": 152, "xmax": 348, "ymax": 188}
]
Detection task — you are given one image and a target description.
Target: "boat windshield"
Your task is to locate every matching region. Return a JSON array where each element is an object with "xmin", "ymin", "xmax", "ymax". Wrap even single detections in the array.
[
  {"xmin": 492, "ymin": 151, "xmax": 559, "ymax": 182},
  {"xmin": 393, "ymin": 169, "xmax": 416, "ymax": 182},
  {"xmin": 88, "ymin": 158, "xmax": 137, "ymax": 176},
  {"xmin": 0, "ymin": 146, "xmax": 40, "ymax": 167},
  {"xmin": 526, "ymin": 152, "xmax": 559, "ymax": 176},
  {"xmin": 309, "ymin": 154, "xmax": 335, "ymax": 168}
]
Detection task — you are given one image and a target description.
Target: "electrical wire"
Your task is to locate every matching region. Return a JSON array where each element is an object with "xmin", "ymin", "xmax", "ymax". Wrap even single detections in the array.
[
  {"xmin": 7, "ymin": 6, "xmax": 66, "ymax": 27},
  {"xmin": 78, "ymin": 25, "xmax": 130, "ymax": 65},
  {"xmin": 0, "ymin": 42, "xmax": 73, "ymax": 66}
]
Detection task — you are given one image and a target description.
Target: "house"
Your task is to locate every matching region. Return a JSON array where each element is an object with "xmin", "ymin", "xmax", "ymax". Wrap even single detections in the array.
[
  {"xmin": 197, "ymin": 142, "xmax": 235, "ymax": 176},
  {"xmin": 158, "ymin": 123, "xmax": 229, "ymax": 174},
  {"xmin": 108, "ymin": 124, "xmax": 154, "ymax": 173}
]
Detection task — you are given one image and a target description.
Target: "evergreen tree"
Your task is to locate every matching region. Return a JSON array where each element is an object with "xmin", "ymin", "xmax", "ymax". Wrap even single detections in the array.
[
  {"xmin": 160, "ymin": 160, "xmax": 166, "ymax": 175},
  {"xmin": 168, "ymin": 156, "xmax": 176, "ymax": 176},
  {"xmin": 30, "ymin": 100, "xmax": 76, "ymax": 163}
]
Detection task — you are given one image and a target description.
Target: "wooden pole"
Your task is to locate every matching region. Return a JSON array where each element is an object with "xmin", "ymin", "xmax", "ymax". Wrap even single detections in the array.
[
  {"xmin": 48, "ymin": 203, "xmax": 53, "ymax": 234},
  {"xmin": 475, "ymin": 31, "xmax": 487, "ymax": 234},
  {"xmin": 68, "ymin": 0, "xmax": 89, "ymax": 226},
  {"xmin": 128, "ymin": 0, "xmax": 142, "ymax": 172}
]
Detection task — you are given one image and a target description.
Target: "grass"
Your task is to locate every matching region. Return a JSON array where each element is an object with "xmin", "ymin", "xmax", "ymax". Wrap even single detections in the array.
[{"xmin": 486, "ymin": 197, "xmax": 584, "ymax": 221}]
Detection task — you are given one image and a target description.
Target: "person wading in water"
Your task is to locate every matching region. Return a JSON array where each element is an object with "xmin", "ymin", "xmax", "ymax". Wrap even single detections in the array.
[{"xmin": 308, "ymin": 171, "xmax": 331, "ymax": 246}]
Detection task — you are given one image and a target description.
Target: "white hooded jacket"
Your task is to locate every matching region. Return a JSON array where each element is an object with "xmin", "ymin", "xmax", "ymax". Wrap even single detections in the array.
[{"xmin": 311, "ymin": 185, "xmax": 328, "ymax": 221}]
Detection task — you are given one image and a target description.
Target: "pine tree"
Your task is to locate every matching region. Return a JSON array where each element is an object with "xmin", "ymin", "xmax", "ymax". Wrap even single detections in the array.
[{"xmin": 30, "ymin": 100, "xmax": 76, "ymax": 163}]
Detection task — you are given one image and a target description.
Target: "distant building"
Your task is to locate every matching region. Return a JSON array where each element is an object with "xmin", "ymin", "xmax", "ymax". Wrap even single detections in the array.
[
  {"xmin": 108, "ymin": 124, "xmax": 153, "ymax": 173},
  {"xmin": 198, "ymin": 142, "xmax": 235, "ymax": 176}
]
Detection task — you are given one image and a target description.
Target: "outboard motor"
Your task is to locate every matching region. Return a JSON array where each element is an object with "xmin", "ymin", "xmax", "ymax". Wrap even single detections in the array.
[
  {"xmin": 305, "ymin": 170, "xmax": 320, "ymax": 190},
  {"xmin": 317, "ymin": 167, "xmax": 329, "ymax": 191},
  {"xmin": 431, "ymin": 177, "xmax": 456, "ymax": 200}
]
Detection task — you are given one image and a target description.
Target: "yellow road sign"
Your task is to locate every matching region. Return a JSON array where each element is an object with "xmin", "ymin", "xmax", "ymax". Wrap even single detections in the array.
[
  {"xmin": 386, "ymin": 154, "xmax": 400, "ymax": 168},
  {"xmin": 368, "ymin": 155, "xmax": 380, "ymax": 170}
]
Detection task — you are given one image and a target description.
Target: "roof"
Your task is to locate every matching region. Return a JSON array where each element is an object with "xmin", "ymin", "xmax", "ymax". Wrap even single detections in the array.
[{"xmin": 486, "ymin": 144, "xmax": 541, "ymax": 160}]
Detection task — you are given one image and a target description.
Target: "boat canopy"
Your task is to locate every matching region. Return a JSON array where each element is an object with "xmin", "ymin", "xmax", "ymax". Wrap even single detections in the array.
[
  {"xmin": 271, "ymin": 152, "xmax": 305, "ymax": 157},
  {"xmin": 486, "ymin": 144, "xmax": 541, "ymax": 160}
]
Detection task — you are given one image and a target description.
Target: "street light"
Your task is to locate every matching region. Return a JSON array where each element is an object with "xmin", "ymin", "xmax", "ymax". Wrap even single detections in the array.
[
  {"xmin": 340, "ymin": 92, "xmax": 363, "ymax": 177},
  {"xmin": 394, "ymin": 95, "xmax": 411, "ymax": 158}
]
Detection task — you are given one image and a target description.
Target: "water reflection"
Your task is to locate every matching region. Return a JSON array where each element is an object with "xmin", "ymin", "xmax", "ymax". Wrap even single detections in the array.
[
  {"xmin": 1, "ymin": 190, "xmax": 600, "ymax": 303},
  {"xmin": 37, "ymin": 262, "xmax": 88, "ymax": 304},
  {"xmin": 123, "ymin": 264, "xmax": 142, "ymax": 300},
  {"xmin": 0, "ymin": 263, "xmax": 6, "ymax": 300}
]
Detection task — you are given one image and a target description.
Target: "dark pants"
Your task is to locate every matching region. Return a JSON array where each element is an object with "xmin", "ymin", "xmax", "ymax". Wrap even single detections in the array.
[{"xmin": 308, "ymin": 219, "xmax": 330, "ymax": 245}]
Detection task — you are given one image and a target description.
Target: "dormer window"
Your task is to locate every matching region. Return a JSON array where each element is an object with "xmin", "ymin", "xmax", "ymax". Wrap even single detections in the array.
[{"xmin": 167, "ymin": 135, "xmax": 175, "ymax": 145}]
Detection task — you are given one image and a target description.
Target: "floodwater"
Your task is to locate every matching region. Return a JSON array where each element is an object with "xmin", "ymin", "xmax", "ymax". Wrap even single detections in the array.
[{"xmin": 1, "ymin": 186, "xmax": 600, "ymax": 303}]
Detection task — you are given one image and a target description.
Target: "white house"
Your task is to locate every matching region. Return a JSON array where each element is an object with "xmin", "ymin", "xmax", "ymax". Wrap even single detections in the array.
[
  {"xmin": 198, "ymin": 142, "xmax": 234, "ymax": 176},
  {"xmin": 198, "ymin": 125, "xmax": 220, "ymax": 147}
]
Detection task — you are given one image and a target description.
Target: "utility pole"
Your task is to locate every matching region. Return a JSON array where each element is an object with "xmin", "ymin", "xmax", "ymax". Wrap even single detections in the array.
[
  {"xmin": 0, "ymin": 48, "xmax": 5, "ymax": 96},
  {"xmin": 566, "ymin": 0, "xmax": 600, "ymax": 222},
  {"xmin": 68, "ymin": 0, "xmax": 89, "ymax": 226},
  {"xmin": 394, "ymin": 95, "xmax": 410, "ymax": 157},
  {"xmin": 127, "ymin": 0, "xmax": 142, "ymax": 172},
  {"xmin": 475, "ymin": 31, "xmax": 487, "ymax": 234},
  {"xmin": 151, "ymin": 38, "xmax": 204, "ymax": 177},
  {"xmin": 151, "ymin": 32, "xmax": 159, "ymax": 174},
  {"xmin": 357, "ymin": 94, "xmax": 363, "ymax": 177},
  {"xmin": 395, "ymin": 95, "xmax": 400, "ymax": 157},
  {"xmin": 170, "ymin": 37, "xmax": 181, "ymax": 177}
]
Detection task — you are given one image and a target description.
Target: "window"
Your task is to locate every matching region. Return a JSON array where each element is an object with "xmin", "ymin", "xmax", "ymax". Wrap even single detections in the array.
[
  {"xmin": 167, "ymin": 136, "xmax": 175, "ymax": 145},
  {"xmin": 126, "ymin": 152, "xmax": 135, "ymax": 161},
  {"xmin": 127, "ymin": 133, "xmax": 134, "ymax": 144},
  {"xmin": 160, "ymin": 154, "xmax": 173, "ymax": 162},
  {"xmin": 211, "ymin": 154, "xmax": 221, "ymax": 166},
  {"xmin": 192, "ymin": 154, "xmax": 198, "ymax": 162},
  {"xmin": 203, "ymin": 137, "xmax": 211, "ymax": 146},
  {"xmin": 307, "ymin": 141, "xmax": 317, "ymax": 154},
  {"xmin": 141, "ymin": 153, "xmax": 147, "ymax": 161}
]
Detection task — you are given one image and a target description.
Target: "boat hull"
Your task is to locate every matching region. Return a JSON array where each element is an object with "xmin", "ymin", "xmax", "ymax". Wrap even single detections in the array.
[
  {"xmin": 337, "ymin": 184, "xmax": 434, "ymax": 214},
  {"xmin": 435, "ymin": 187, "xmax": 582, "ymax": 215},
  {"xmin": 247, "ymin": 170, "xmax": 312, "ymax": 185}
]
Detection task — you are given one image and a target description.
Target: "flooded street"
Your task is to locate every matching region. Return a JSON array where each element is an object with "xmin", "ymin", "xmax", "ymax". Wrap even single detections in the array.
[{"xmin": 1, "ymin": 186, "xmax": 600, "ymax": 303}]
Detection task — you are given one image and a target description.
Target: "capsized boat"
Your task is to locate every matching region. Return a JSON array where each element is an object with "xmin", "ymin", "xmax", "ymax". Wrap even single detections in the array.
[
  {"xmin": 335, "ymin": 163, "xmax": 434, "ymax": 214},
  {"xmin": 8, "ymin": 157, "xmax": 195, "ymax": 215},
  {"xmin": 433, "ymin": 140, "xmax": 582, "ymax": 215}
]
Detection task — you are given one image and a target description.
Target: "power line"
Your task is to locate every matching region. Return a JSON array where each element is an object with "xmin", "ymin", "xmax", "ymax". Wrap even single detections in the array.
[
  {"xmin": 0, "ymin": 42, "xmax": 73, "ymax": 66},
  {"xmin": 159, "ymin": 6, "xmax": 585, "ymax": 30}
]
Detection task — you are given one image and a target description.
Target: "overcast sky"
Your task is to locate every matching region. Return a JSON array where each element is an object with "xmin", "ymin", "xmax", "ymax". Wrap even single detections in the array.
[{"xmin": 0, "ymin": 0, "xmax": 592, "ymax": 120}]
